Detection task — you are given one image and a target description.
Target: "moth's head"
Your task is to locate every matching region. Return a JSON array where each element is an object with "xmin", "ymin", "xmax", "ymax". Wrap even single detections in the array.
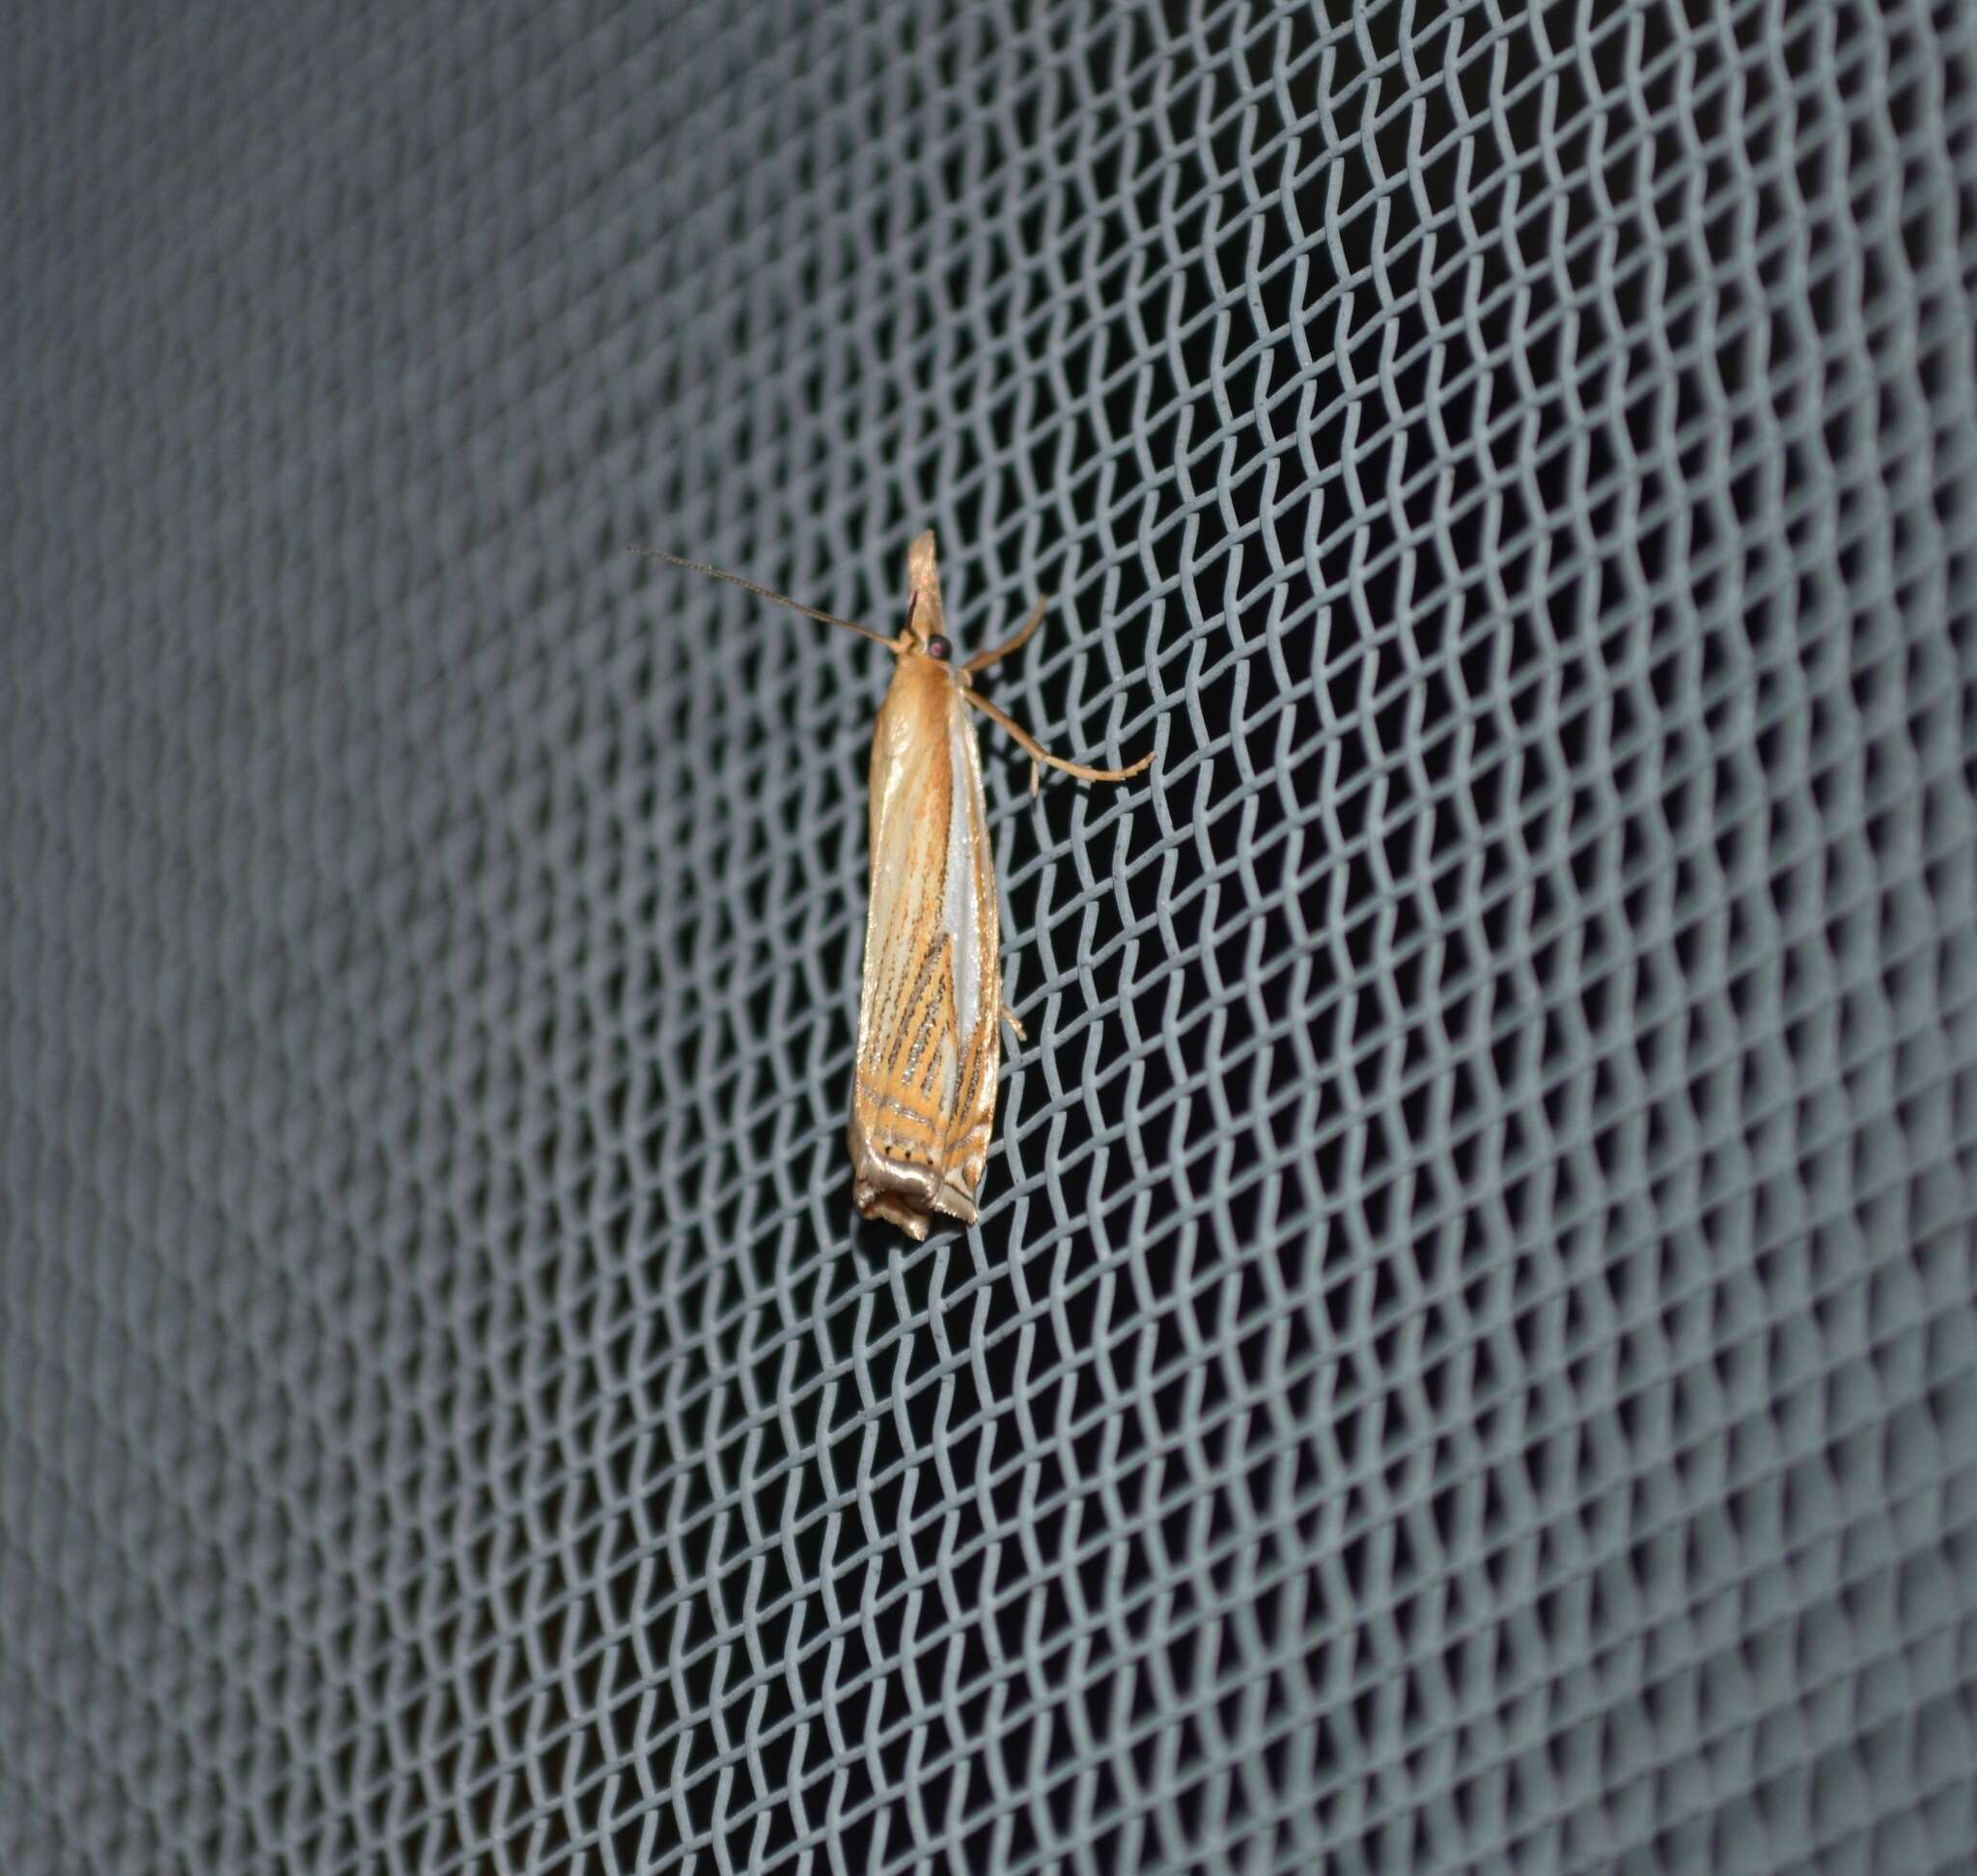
[{"xmin": 905, "ymin": 528, "xmax": 952, "ymax": 662}]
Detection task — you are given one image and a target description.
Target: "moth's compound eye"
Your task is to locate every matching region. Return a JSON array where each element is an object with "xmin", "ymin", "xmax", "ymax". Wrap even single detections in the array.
[{"xmin": 926, "ymin": 635, "xmax": 952, "ymax": 661}]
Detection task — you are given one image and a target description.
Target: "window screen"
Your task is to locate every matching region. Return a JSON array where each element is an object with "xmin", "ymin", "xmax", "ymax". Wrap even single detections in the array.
[{"xmin": 5, "ymin": 2, "xmax": 1976, "ymax": 1870}]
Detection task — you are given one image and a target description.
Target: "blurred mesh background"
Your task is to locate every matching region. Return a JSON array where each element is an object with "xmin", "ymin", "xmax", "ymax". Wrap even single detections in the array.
[{"xmin": 6, "ymin": 0, "xmax": 1977, "ymax": 1870}]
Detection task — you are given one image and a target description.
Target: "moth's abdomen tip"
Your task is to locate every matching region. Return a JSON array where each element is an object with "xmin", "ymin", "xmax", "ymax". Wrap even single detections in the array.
[
  {"xmin": 853, "ymin": 1183, "xmax": 933, "ymax": 1241},
  {"xmin": 907, "ymin": 529, "xmax": 939, "ymax": 583}
]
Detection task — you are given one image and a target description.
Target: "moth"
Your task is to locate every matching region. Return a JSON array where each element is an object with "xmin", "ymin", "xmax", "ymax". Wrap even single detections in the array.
[{"xmin": 639, "ymin": 530, "xmax": 1153, "ymax": 1239}]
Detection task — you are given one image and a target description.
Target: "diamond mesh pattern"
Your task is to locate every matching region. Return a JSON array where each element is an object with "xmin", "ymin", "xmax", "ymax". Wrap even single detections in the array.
[{"xmin": 6, "ymin": 1, "xmax": 1977, "ymax": 1870}]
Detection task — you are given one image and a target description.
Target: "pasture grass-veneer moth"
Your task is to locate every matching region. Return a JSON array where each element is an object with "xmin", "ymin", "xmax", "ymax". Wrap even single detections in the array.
[{"xmin": 638, "ymin": 530, "xmax": 1153, "ymax": 1240}]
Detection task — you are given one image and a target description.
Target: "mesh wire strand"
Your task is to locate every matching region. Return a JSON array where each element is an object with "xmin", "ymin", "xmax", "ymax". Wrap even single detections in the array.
[{"xmin": 6, "ymin": 0, "xmax": 1977, "ymax": 1870}]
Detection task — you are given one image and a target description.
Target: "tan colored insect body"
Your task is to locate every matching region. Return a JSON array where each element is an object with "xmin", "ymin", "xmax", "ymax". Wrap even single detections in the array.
[
  {"xmin": 638, "ymin": 529, "xmax": 1152, "ymax": 1240},
  {"xmin": 849, "ymin": 536, "xmax": 1004, "ymax": 1234}
]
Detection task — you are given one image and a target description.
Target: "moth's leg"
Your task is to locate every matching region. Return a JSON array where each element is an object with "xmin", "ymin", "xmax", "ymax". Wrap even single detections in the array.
[
  {"xmin": 1001, "ymin": 1001, "xmax": 1027, "ymax": 1045},
  {"xmin": 961, "ymin": 686, "xmax": 1156, "ymax": 784},
  {"xmin": 961, "ymin": 594, "xmax": 1048, "ymax": 680}
]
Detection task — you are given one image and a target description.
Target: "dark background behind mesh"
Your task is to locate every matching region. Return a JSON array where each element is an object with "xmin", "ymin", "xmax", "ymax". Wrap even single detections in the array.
[{"xmin": 6, "ymin": 1, "xmax": 1977, "ymax": 1870}]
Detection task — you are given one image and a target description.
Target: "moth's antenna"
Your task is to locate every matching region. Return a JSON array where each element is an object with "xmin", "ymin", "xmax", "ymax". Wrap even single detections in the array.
[{"xmin": 633, "ymin": 548, "xmax": 898, "ymax": 651}]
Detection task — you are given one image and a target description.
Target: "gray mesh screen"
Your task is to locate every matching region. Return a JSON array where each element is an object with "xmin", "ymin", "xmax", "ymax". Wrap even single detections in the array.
[{"xmin": 6, "ymin": 1, "xmax": 1977, "ymax": 1870}]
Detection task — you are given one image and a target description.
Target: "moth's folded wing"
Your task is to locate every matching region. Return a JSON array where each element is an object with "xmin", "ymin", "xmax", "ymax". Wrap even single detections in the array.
[
  {"xmin": 933, "ymin": 704, "xmax": 1000, "ymax": 1217},
  {"xmin": 850, "ymin": 686, "xmax": 966, "ymax": 1227}
]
